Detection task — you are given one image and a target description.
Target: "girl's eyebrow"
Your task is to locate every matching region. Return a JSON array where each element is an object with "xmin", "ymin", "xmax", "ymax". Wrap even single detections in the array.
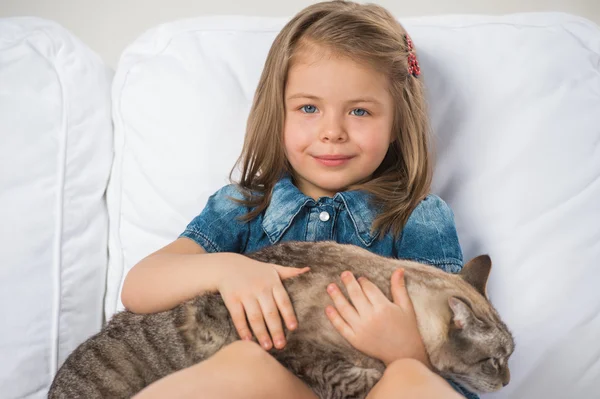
[
  {"xmin": 286, "ymin": 93, "xmax": 320, "ymax": 101},
  {"xmin": 286, "ymin": 93, "xmax": 382, "ymax": 105},
  {"xmin": 346, "ymin": 98, "xmax": 382, "ymax": 106}
]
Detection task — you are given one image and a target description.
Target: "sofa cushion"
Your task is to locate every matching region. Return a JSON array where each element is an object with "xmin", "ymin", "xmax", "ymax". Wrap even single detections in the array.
[
  {"xmin": 109, "ymin": 13, "xmax": 600, "ymax": 398},
  {"xmin": 0, "ymin": 17, "xmax": 113, "ymax": 399}
]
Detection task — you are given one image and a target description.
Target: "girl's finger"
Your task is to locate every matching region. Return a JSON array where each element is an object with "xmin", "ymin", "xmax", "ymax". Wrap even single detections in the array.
[
  {"xmin": 243, "ymin": 298, "xmax": 272, "ymax": 350},
  {"xmin": 341, "ymin": 271, "xmax": 371, "ymax": 315},
  {"xmin": 257, "ymin": 293, "xmax": 286, "ymax": 349},
  {"xmin": 223, "ymin": 298, "xmax": 252, "ymax": 341},
  {"xmin": 325, "ymin": 305, "xmax": 355, "ymax": 342},
  {"xmin": 357, "ymin": 276, "xmax": 390, "ymax": 306},
  {"xmin": 275, "ymin": 265, "xmax": 311, "ymax": 280},
  {"xmin": 273, "ymin": 284, "xmax": 299, "ymax": 331},
  {"xmin": 327, "ymin": 282, "xmax": 360, "ymax": 325},
  {"xmin": 391, "ymin": 268, "xmax": 413, "ymax": 309}
]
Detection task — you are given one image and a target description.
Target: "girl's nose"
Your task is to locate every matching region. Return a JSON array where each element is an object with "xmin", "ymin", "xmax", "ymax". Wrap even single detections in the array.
[{"xmin": 319, "ymin": 114, "xmax": 347, "ymax": 142}]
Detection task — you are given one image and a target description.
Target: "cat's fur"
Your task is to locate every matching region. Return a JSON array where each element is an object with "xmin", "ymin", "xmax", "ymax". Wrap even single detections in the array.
[{"xmin": 49, "ymin": 241, "xmax": 514, "ymax": 399}]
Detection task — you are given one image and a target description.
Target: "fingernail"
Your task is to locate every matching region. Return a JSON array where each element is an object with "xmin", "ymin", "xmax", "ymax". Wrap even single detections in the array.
[
  {"xmin": 326, "ymin": 307, "xmax": 334, "ymax": 315},
  {"xmin": 341, "ymin": 271, "xmax": 351, "ymax": 279},
  {"xmin": 288, "ymin": 322, "xmax": 297, "ymax": 330},
  {"xmin": 327, "ymin": 284, "xmax": 336, "ymax": 293},
  {"xmin": 275, "ymin": 339, "xmax": 285, "ymax": 348},
  {"xmin": 262, "ymin": 341, "xmax": 271, "ymax": 349}
]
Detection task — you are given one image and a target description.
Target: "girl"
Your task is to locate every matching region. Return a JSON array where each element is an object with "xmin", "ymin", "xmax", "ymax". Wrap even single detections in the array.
[{"xmin": 122, "ymin": 1, "xmax": 478, "ymax": 398}]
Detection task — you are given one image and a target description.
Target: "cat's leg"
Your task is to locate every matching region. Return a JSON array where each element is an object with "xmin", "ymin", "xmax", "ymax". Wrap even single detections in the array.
[
  {"xmin": 299, "ymin": 359, "xmax": 383, "ymax": 399},
  {"xmin": 275, "ymin": 346, "xmax": 384, "ymax": 399}
]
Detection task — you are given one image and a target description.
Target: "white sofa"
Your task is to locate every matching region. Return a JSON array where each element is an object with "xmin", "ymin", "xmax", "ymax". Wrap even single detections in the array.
[{"xmin": 1, "ymin": 13, "xmax": 599, "ymax": 399}]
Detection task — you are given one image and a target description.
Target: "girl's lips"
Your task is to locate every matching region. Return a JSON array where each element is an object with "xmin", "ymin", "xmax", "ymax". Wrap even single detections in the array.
[{"xmin": 313, "ymin": 155, "xmax": 354, "ymax": 167}]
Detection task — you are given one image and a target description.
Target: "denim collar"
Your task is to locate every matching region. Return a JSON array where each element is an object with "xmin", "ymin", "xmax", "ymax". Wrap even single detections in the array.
[{"xmin": 261, "ymin": 175, "xmax": 379, "ymax": 246}]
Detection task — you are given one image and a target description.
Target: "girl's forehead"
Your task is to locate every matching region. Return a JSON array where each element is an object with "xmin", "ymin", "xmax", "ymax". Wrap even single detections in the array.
[
  {"xmin": 291, "ymin": 41, "xmax": 358, "ymax": 66},
  {"xmin": 287, "ymin": 51, "xmax": 388, "ymax": 88},
  {"xmin": 289, "ymin": 40, "xmax": 387, "ymax": 78}
]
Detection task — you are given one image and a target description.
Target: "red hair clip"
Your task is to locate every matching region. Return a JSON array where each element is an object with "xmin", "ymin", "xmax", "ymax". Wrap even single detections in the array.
[{"xmin": 405, "ymin": 34, "xmax": 421, "ymax": 78}]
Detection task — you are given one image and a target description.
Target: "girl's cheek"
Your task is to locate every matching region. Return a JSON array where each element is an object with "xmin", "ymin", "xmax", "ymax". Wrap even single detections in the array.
[
  {"xmin": 292, "ymin": 119, "xmax": 318, "ymax": 140},
  {"xmin": 286, "ymin": 112, "xmax": 306, "ymax": 128},
  {"xmin": 349, "ymin": 120, "xmax": 380, "ymax": 139}
]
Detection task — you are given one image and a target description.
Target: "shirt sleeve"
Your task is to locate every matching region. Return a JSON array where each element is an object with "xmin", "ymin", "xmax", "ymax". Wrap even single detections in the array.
[
  {"xmin": 396, "ymin": 194, "xmax": 464, "ymax": 273},
  {"xmin": 178, "ymin": 184, "xmax": 250, "ymax": 253}
]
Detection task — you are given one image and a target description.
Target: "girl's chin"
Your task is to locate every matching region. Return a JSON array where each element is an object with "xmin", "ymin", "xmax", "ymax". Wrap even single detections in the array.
[
  {"xmin": 308, "ymin": 178, "xmax": 355, "ymax": 194},
  {"xmin": 294, "ymin": 170, "xmax": 364, "ymax": 194}
]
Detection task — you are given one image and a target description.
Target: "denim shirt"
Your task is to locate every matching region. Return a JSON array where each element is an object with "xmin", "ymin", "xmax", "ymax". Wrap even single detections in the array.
[{"xmin": 180, "ymin": 175, "xmax": 478, "ymax": 399}]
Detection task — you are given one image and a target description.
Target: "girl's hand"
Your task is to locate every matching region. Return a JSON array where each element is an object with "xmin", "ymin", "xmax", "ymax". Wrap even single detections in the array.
[
  {"xmin": 325, "ymin": 268, "xmax": 431, "ymax": 368},
  {"xmin": 217, "ymin": 256, "xmax": 310, "ymax": 351}
]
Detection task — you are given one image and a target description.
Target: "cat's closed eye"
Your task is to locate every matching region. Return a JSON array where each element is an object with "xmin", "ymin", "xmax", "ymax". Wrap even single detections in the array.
[
  {"xmin": 479, "ymin": 357, "xmax": 501, "ymax": 374},
  {"xmin": 479, "ymin": 357, "xmax": 498, "ymax": 366}
]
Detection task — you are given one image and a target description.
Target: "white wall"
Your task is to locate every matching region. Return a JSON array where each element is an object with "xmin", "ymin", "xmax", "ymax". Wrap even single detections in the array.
[{"xmin": 1, "ymin": 0, "xmax": 599, "ymax": 68}]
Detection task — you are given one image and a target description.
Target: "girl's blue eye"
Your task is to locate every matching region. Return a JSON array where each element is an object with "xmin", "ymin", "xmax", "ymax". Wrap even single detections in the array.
[
  {"xmin": 351, "ymin": 108, "xmax": 368, "ymax": 116},
  {"xmin": 300, "ymin": 105, "xmax": 317, "ymax": 113}
]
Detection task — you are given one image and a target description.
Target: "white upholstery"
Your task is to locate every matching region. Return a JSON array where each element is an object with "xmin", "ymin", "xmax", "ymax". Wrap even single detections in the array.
[
  {"xmin": 0, "ymin": 17, "xmax": 113, "ymax": 399},
  {"xmin": 1, "ymin": 11, "xmax": 599, "ymax": 399},
  {"xmin": 108, "ymin": 13, "xmax": 600, "ymax": 398}
]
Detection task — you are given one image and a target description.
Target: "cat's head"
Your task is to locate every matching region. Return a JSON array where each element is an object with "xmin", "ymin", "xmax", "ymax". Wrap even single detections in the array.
[{"xmin": 433, "ymin": 255, "xmax": 515, "ymax": 393}]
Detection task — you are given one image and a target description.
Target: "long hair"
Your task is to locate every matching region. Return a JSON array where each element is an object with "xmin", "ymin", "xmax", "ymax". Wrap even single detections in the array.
[{"xmin": 231, "ymin": 0, "xmax": 433, "ymax": 237}]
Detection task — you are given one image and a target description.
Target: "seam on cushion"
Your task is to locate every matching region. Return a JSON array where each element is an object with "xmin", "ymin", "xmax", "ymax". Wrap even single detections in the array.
[
  {"xmin": 408, "ymin": 12, "xmax": 597, "ymax": 30},
  {"xmin": 414, "ymin": 21, "xmax": 565, "ymax": 30},
  {"xmin": 109, "ymin": 47, "xmax": 130, "ymax": 320},
  {"xmin": 52, "ymin": 83, "xmax": 66, "ymax": 379},
  {"xmin": 136, "ymin": 13, "xmax": 593, "ymax": 39},
  {"xmin": 27, "ymin": 27, "xmax": 67, "ymax": 379},
  {"xmin": 124, "ymin": 13, "xmax": 595, "ymax": 65},
  {"xmin": 117, "ymin": 13, "xmax": 597, "ymax": 91},
  {"xmin": 121, "ymin": 26, "xmax": 285, "ymax": 76}
]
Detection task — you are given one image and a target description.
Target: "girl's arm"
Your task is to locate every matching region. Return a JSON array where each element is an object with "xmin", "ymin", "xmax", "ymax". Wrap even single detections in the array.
[
  {"xmin": 122, "ymin": 184, "xmax": 253, "ymax": 314},
  {"xmin": 121, "ymin": 237, "xmax": 240, "ymax": 314},
  {"xmin": 121, "ymin": 237, "xmax": 309, "ymax": 350}
]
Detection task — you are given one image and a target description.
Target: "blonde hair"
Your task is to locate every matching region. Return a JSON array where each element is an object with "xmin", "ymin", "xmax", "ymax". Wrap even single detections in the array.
[{"xmin": 231, "ymin": 0, "xmax": 432, "ymax": 237}]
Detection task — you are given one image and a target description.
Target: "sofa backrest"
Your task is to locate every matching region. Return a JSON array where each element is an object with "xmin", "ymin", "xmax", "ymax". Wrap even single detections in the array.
[
  {"xmin": 0, "ymin": 17, "xmax": 113, "ymax": 399},
  {"xmin": 108, "ymin": 13, "xmax": 600, "ymax": 398}
]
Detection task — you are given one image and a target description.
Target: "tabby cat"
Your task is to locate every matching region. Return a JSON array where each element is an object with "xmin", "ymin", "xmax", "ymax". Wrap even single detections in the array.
[{"xmin": 49, "ymin": 241, "xmax": 514, "ymax": 398}]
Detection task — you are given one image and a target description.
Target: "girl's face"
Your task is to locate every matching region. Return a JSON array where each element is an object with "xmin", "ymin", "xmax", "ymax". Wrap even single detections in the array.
[{"xmin": 283, "ymin": 47, "xmax": 395, "ymax": 199}]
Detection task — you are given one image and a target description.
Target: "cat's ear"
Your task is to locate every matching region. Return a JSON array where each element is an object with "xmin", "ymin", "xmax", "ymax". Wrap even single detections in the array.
[
  {"xmin": 459, "ymin": 255, "xmax": 491, "ymax": 298},
  {"xmin": 448, "ymin": 297, "xmax": 473, "ymax": 329}
]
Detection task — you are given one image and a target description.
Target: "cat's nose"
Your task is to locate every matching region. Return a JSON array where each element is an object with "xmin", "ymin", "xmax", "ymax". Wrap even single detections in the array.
[{"xmin": 502, "ymin": 368, "xmax": 511, "ymax": 387}]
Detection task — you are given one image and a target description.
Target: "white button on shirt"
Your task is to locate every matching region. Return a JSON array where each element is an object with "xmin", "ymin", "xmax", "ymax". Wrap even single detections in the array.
[{"xmin": 319, "ymin": 211, "xmax": 330, "ymax": 222}]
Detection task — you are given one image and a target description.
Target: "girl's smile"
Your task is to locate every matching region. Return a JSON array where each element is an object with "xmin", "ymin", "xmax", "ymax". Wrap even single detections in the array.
[{"xmin": 312, "ymin": 154, "xmax": 356, "ymax": 167}]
